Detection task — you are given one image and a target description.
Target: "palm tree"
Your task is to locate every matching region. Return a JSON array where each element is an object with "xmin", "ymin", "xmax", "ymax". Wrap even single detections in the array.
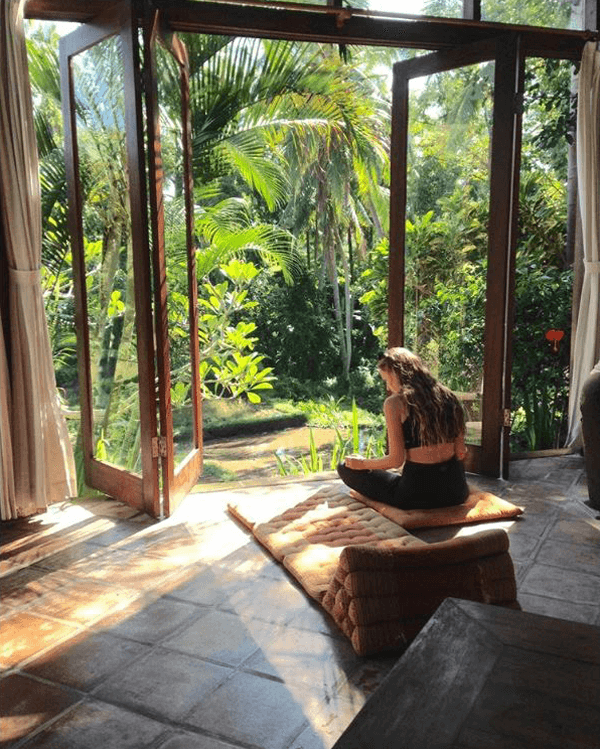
[{"xmin": 152, "ymin": 34, "xmax": 389, "ymax": 378}]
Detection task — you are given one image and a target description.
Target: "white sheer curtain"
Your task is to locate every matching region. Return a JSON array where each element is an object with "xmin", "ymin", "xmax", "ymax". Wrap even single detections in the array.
[
  {"xmin": 0, "ymin": 0, "xmax": 76, "ymax": 519},
  {"xmin": 566, "ymin": 41, "xmax": 600, "ymax": 447}
]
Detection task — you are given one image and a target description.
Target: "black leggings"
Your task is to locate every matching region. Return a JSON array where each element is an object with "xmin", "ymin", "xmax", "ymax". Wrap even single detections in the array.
[{"xmin": 336, "ymin": 456, "xmax": 469, "ymax": 510}]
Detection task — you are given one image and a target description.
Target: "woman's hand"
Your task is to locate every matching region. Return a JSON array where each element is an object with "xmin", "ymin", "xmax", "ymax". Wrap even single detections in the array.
[{"xmin": 344, "ymin": 455, "xmax": 366, "ymax": 470}]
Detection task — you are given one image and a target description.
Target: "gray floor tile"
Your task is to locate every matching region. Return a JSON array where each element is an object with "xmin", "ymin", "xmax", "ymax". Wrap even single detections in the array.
[
  {"xmin": 303, "ymin": 687, "xmax": 372, "ymax": 748},
  {"xmin": 504, "ymin": 483, "xmax": 572, "ymax": 508},
  {"xmin": 185, "ymin": 520, "xmax": 252, "ymax": 564},
  {"xmin": 162, "ymin": 609, "xmax": 275, "ymax": 667},
  {"xmin": 92, "ymin": 648, "xmax": 232, "ymax": 721},
  {"xmin": 217, "ymin": 541, "xmax": 286, "ymax": 579},
  {"xmin": 85, "ymin": 519, "xmax": 154, "ymax": 547},
  {"xmin": 508, "ymin": 456, "xmax": 583, "ymax": 485},
  {"xmin": 166, "ymin": 565, "xmax": 251, "ymax": 608},
  {"xmin": 0, "ymin": 611, "xmax": 79, "ymax": 669},
  {"xmin": 16, "ymin": 700, "xmax": 168, "ymax": 749},
  {"xmin": 97, "ymin": 596, "xmax": 204, "ymax": 644},
  {"xmin": 155, "ymin": 732, "xmax": 245, "ymax": 749},
  {"xmin": 25, "ymin": 578, "xmax": 142, "ymax": 627},
  {"xmin": 504, "ymin": 526, "xmax": 542, "ymax": 561},
  {"xmin": 520, "ymin": 563, "xmax": 600, "ymax": 605},
  {"xmin": 23, "ymin": 631, "xmax": 149, "ymax": 691},
  {"xmin": 282, "ymin": 597, "xmax": 340, "ymax": 636},
  {"xmin": 184, "ymin": 670, "xmax": 309, "ymax": 749},
  {"xmin": 287, "ymin": 724, "xmax": 330, "ymax": 749},
  {"xmin": 226, "ymin": 574, "xmax": 312, "ymax": 624},
  {"xmin": 535, "ymin": 537, "xmax": 600, "ymax": 575},
  {"xmin": 30, "ymin": 541, "xmax": 110, "ymax": 571},
  {"xmin": 518, "ymin": 593, "xmax": 600, "ymax": 625},
  {"xmin": 241, "ymin": 625, "xmax": 356, "ymax": 690},
  {"xmin": 0, "ymin": 673, "xmax": 80, "ymax": 747},
  {"xmin": 505, "ymin": 508, "xmax": 558, "ymax": 538}
]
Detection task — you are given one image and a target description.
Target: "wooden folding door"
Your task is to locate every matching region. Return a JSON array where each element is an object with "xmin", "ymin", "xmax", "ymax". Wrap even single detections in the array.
[
  {"xmin": 60, "ymin": 3, "xmax": 203, "ymax": 516},
  {"xmin": 389, "ymin": 35, "xmax": 524, "ymax": 478},
  {"xmin": 144, "ymin": 12, "xmax": 203, "ymax": 516}
]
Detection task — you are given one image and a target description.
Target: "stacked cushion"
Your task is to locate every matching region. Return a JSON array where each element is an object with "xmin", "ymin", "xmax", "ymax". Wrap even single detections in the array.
[{"xmin": 321, "ymin": 529, "xmax": 518, "ymax": 655}]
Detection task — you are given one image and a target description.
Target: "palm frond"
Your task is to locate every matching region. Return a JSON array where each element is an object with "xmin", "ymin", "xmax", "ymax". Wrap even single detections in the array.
[
  {"xmin": 216, "ymin": 134, "xmax": 288, "ymax": 211},
  {"xmin": 194, "ymin": 198, "xmax": 300, "ymax": 282}
]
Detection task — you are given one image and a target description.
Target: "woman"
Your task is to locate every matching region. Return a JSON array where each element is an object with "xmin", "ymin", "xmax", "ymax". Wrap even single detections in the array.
[{"xmin": 337, "ymin": 347, "xmax": 469, "ymax": 509}]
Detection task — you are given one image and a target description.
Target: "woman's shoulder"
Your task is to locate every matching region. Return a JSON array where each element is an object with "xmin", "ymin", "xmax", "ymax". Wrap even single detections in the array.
[{"xmin": 384, "ymin": 393, "xmax": 406, "ymax": 419}]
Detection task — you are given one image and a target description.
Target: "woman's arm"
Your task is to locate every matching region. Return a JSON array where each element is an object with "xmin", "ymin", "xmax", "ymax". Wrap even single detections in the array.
[{"xmin": 344, "ymin": 395, "xmax": 406, "ymax": 471}]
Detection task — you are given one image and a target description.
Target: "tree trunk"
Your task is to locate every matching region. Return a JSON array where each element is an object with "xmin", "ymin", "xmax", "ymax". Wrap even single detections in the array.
[
  {"xmin": 325, "ymin": 219, "xmax": 347, "ymax": 376},
  {"xmin": 565, "ymin": 45, "xmax": 579, "ymax": 268},
  {"xmin": 340, "ymin": 233, "xmax": 353, "ymax": 379}
]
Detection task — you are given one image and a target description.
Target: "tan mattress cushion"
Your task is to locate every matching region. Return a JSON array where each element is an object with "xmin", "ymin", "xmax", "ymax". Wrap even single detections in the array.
[{"xmin": 228, "ymin": 484, "xmax": 425, "ymax": 600}]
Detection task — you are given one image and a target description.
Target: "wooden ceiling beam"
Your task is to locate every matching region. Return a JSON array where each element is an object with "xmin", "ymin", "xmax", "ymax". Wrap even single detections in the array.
[
  {"xmin": 158, "ymin": 1, "xmax": 595, "ymax": 59},
  {"xmin": 25, "ymin": 0, "xmax": 112, "ymax": 23},
  {"xmin": 25, "ymin": 0, "xmax": 597, "ymax": 60}
]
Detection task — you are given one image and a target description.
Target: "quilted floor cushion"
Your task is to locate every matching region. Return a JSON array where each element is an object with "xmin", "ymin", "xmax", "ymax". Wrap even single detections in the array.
[
  {"xmin": 352, "ymin": 487, "xmax": 523, "ymax": 529},
  {"xmin": 228, "ymin": 483, "xmax": 521, "ymax": 655},
  {"xmin": 228, "ymin": 484, "xmax": 425, "ymax": 601},
  {"xmin": 227, "ymin": 483, "xmax": 522, "ymax": 605}
]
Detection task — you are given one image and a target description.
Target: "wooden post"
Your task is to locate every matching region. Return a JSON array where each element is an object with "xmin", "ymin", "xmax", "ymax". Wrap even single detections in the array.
[
  {"xmin": 584, "ymin": 0, "xmax": 600, "ymax": 30},
  {"xmin": 143, "ymin": 7, "xmax": 174, "ymax": 509},
  {"xmin": 388, "ymin": 65, "xmax": 408, "ymax": 348},
  {"xmin": 481, "ymin": 33, "xmax": 524, "ymax": 477},
  {"xmin": 121, "ymin": 6, "xmax": 162, "ymax": 516},
  {"xmin": 463, "ymin": 0, "xmax": 482, "ymax": 21}
]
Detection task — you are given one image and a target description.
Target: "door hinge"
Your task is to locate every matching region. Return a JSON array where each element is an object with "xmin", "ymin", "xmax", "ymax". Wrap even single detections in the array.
[
  {"xmin": 503, "ymin": 409, "xmax": 512, "ymax": 428},
  {"xmin": 151, "ymin": 436, "xmax": 167, "ymax": 459}
]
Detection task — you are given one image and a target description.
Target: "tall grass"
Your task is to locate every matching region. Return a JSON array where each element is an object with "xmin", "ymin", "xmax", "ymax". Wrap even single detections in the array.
[{"xmin": 274, "ymin": 399, "xmax": 386, "ymax": 476}]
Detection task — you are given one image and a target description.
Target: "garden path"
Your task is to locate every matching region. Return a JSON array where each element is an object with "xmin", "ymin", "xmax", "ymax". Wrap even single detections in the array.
[{"xmin": 198, "ymin": 426, "xmax": 339, "ymax": 484}]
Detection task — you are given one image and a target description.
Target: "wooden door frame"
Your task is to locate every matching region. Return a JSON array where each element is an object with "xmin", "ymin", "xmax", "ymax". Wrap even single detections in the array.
[
  {"xmin": 60, "ymin": 2, "xmax": 160, "ymax": 515},
  {"xmin": 484, "ymin": 34, "xmax": 524, "ymax": 478},
  {"xmin": 54, "ymin": 0, "xmax": 592, "ymax": 489},
  {"xmin": 143, "ymin": 7, "xmax": 203, "ymax": 516},
  {"xmin": 389, "ymin": 35, "xmax": 524, "ymax": 478}
]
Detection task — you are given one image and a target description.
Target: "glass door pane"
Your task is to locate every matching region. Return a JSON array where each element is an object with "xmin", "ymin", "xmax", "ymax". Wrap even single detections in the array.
[
  {"xmin": 156, "ymin": 41, "xmax": 196, "ymax": 469},
  {"xmin": 71, "ymin": 36, "xmax": 143, "ymax": 471},
  {"xmin": 391, "ymin": 38, "xmax": 522, "ymax": 477},
  {"xmin": 403, "ymin": 62, "xmax": 492, "ymax": 449},
  {"xmin": 60, "ymin": 5, "xmax": 160, "ymax": 515}
]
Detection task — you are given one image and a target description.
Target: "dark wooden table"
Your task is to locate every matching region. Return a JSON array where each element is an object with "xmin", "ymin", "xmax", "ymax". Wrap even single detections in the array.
[{"xmin": 334, "ymin": 598, "xmax": 600, "ymax": 749}]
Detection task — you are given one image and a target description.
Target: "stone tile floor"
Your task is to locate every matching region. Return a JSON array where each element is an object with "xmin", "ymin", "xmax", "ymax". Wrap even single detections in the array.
[{"xmin": 1, "ymin": 454, "xmax": 599, "ymax": 748}]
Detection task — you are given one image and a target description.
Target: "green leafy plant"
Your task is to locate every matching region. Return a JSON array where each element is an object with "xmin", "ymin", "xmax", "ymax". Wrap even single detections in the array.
[{"xmin": 197, "ymin": 260, "xmax": 276, "ymax": 403}]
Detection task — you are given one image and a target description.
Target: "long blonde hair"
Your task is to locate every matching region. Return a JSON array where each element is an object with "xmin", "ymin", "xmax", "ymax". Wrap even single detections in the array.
[{"xmin": 377, "ymin": 347, "xmax": 465, "ymax": 446}]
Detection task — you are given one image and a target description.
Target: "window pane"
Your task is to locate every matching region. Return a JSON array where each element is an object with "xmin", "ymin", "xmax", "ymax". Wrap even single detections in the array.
[{"xmin": 481, "ymin": 0, "xmax": 580, "ymax": 30}]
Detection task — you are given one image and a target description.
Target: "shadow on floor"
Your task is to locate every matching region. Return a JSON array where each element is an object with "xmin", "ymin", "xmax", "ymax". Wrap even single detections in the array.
[{"xmin": 1, "ymin": 454, "xmax": 599, "ymax": 748}]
